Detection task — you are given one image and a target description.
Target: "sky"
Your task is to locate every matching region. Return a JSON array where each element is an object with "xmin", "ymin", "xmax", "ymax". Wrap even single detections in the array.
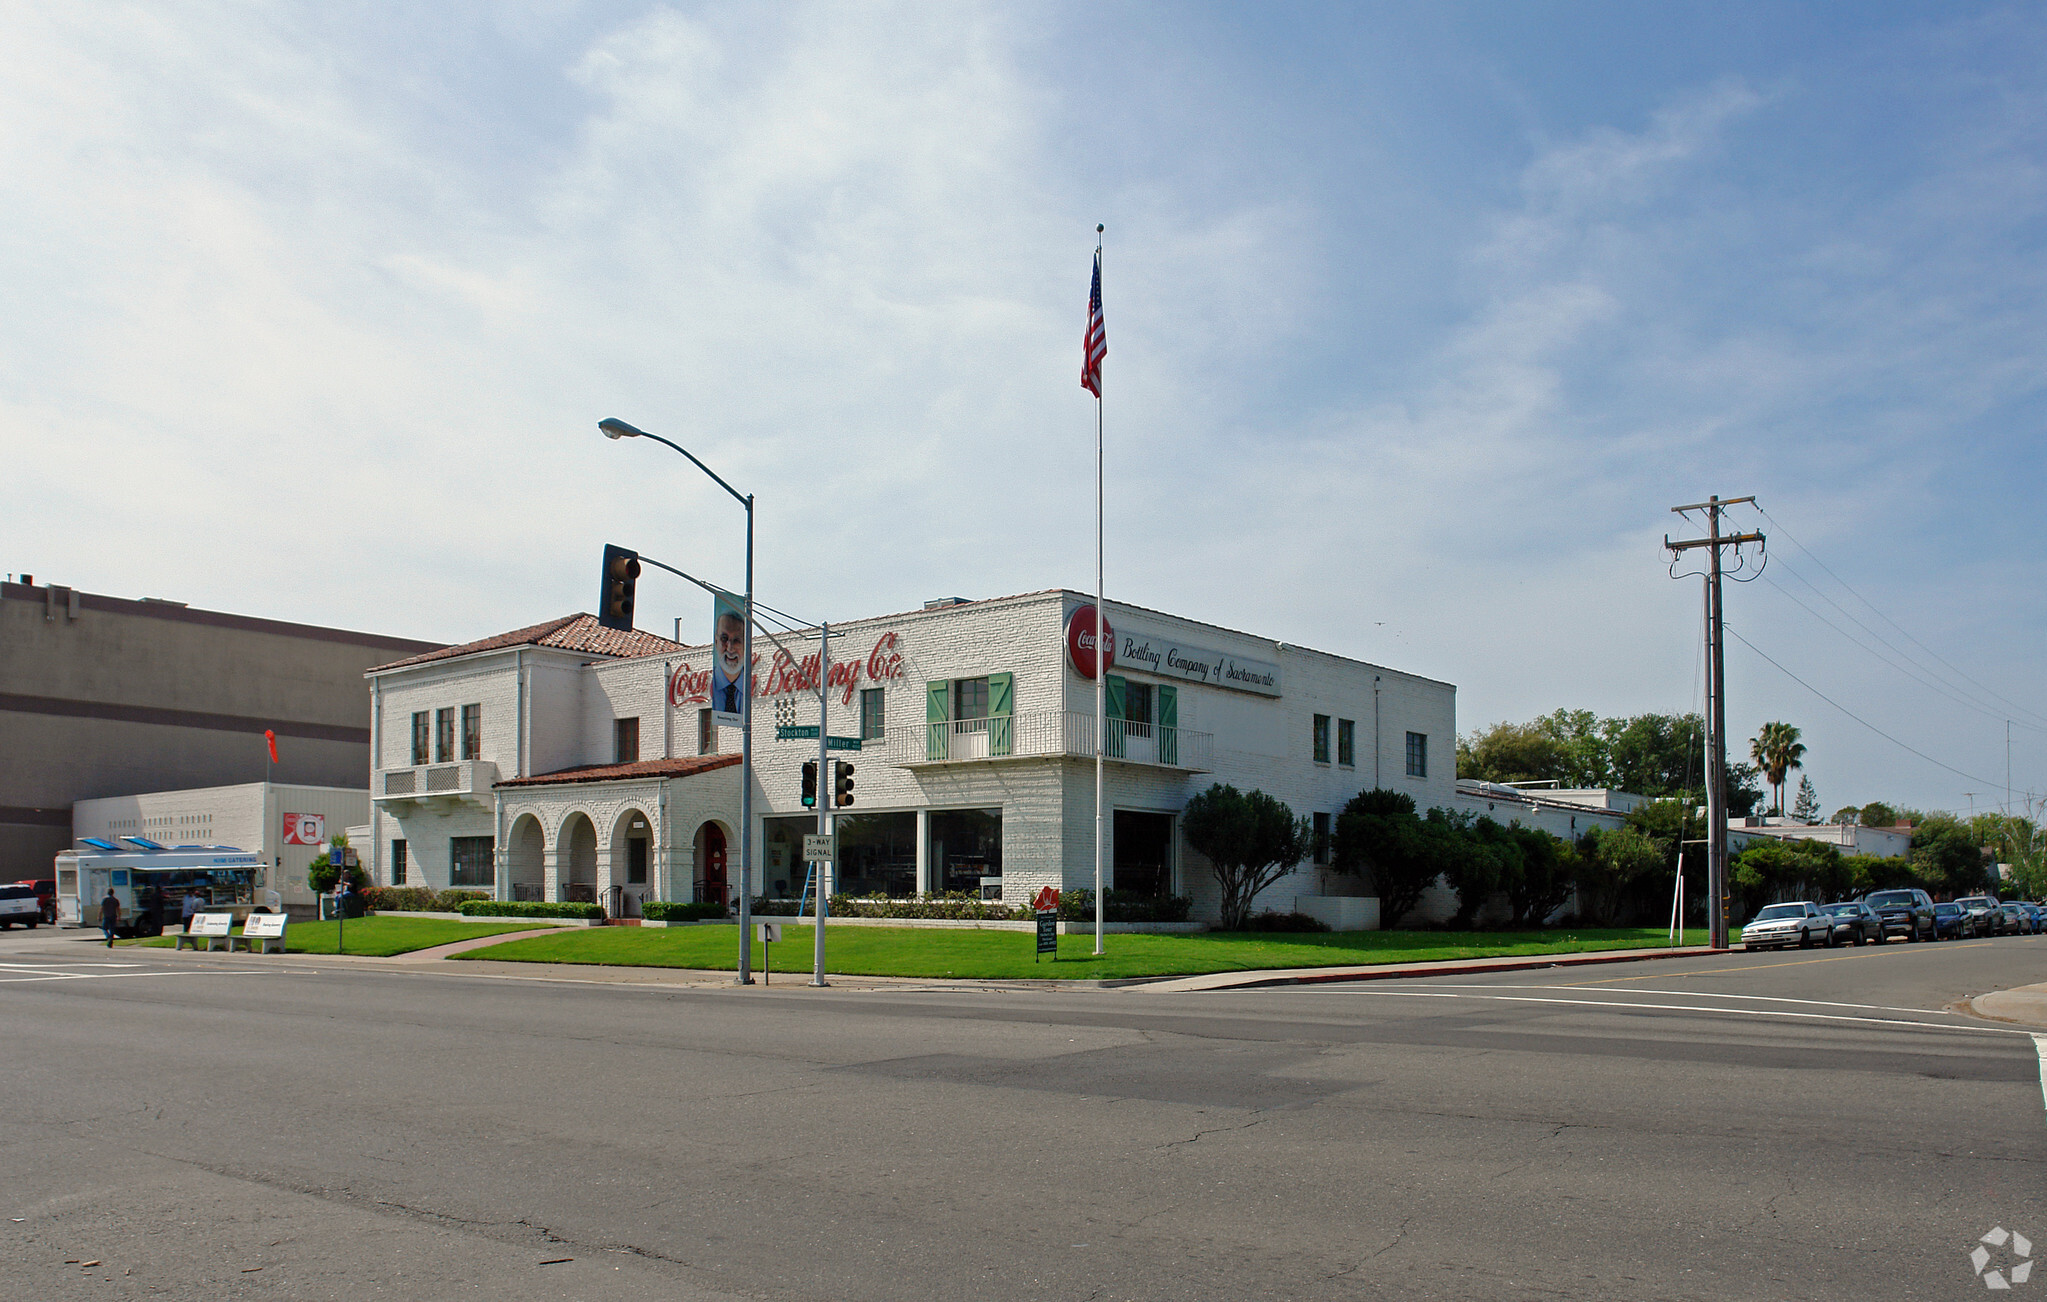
[{"xmin": 4, "ymin": 1, "xmax": 2046, "ymax": 819}]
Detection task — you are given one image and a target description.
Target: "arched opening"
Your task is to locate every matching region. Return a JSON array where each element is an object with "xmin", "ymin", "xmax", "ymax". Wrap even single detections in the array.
[
  {"xmin": 559, "ymin": 812, "xmax": 598, "ymax": 903},
  {"xmin": 507, "ymin": 814, "xmax": 545, "ymax": 902},
  {"xmin": 693, "ymin": 821, "xmax": 731, "ymax": 907},
  {"xmin": 607, "ymin": 807, "xmax": 654, "ymax": 918}
]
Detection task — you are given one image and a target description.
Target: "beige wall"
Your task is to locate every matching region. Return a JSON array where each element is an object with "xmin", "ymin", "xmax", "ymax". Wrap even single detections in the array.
[{"xmin": 1, "ymin": 581, "xmax": 437, "ymax": 880}]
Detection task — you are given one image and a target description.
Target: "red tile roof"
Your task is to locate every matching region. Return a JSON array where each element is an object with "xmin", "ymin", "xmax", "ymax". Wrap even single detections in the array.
[
  {"xmin": 494, "ymin": 754, "xmax": 742, "ymax": 788},
  {"xmin": 370, "ymin": 614, "xmax": 687, "ymax": 672}
]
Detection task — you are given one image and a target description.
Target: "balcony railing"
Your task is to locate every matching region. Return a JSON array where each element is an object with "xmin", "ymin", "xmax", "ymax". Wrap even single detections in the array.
[
  {"xmin": 375, "ymin": 760, "xmax": 499, "ymax": 802},
  {"xmin": 892, "ymin": 710, "xmax": 1211, "ymax": 771}
]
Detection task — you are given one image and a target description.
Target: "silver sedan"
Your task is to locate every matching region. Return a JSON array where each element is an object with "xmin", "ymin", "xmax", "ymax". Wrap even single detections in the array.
[{"xmin": 1739, "ymin": 901, "xmax": 1832, "ymax": 950}]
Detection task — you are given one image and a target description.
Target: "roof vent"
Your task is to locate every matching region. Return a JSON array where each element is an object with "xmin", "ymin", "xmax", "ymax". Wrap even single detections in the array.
[{"xmin": 923, "ymin": 596, "xmax": 970, "ymax": 609}]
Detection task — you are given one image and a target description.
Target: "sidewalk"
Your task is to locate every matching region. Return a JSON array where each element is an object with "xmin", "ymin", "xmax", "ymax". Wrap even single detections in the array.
[
  {"xmin": 1134, "ymin": 944, "xmax": 1721, "ymax": 993},
  {"xmin": 1969, "ymin": 982, "xmax": 2047, "ymax": 1030}
]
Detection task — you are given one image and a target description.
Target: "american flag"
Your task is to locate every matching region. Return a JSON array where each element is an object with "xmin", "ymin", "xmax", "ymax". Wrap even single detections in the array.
[{"xmin": 1081, "ymin": 251, "xmax": 1106, "ymax": 397}]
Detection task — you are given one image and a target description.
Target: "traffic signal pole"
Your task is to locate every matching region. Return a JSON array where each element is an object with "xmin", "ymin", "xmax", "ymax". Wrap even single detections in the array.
[{"xmin": 813, "ymin": 621, "xmax": 831, "ymax": 987}]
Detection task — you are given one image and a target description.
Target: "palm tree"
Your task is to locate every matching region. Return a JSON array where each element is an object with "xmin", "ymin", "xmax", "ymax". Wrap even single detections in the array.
[{"xmin": 1749, "ymin": 722, "xmax": 1807, "ymax": 817}]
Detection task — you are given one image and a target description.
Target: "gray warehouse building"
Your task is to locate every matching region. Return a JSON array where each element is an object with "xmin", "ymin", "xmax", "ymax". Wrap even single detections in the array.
[{"xmin": 0, "ymin": 578, "xmax": 440, "ymax": 880}]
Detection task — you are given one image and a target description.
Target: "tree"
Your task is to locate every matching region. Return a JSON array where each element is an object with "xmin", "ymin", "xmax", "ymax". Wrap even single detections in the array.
[
  {"xmin": 1748, "ymin": 722, "xmax": 1807, "ymax": 816},
  {"xmin": 1181, "ymin": 783, "xmax": 1312, "ymax": 930},
  {"xmin": 1859, "ymin": 801, "xmax": 1900, "ymax": 829},
  {"xmin": 1331, "ymin": 788, "xmax": 1433, "ymax": 927},
  {"xmin": 1995, "ymin": 799, "xmax": 2047, "ymax": 900},
  {"xmin": 1829, "ymin": 806, "xmax": 1861, "ymax": 826},
  {"xmin": 1574, "ymin": 826, "xmax": 1664, "ymax": 926},
  {"xmin": 306, "ymin": 833, "xmax": 367, "ymax": 894},
  {"xmin": 1909, "ymin": 815, "xmax": 1990, "ymax": 897},
  {"xmin": 1504, "ymin": 823, "xmax": 1575, "ymax": 927},
  {"xmin": 1792, "ymin": 777, "xmax": 1820, "ymax": 824},
  {"xmin": 1457, "ymin": 721, "xmax": 1567, "ymax": 785}
]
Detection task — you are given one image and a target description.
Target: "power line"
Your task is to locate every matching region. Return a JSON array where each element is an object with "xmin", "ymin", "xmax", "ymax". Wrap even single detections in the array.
[
  {"xmin": 1724, "ymin": 622, "xmax": 2013, "ymax": 801},
  {"xmin": 1754, "ymin": 504, "xmax": 2047, "ymax": 731}
]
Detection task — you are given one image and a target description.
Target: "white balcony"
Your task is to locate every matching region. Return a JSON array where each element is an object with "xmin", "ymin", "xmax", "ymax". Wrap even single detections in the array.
[
  {"xmin": 374, "ymin": 760, "xmax": 500, "ymax": 806},
  {"xmin": 889, "ymin": 710, "xmax": 1211, "ymax": 772}
]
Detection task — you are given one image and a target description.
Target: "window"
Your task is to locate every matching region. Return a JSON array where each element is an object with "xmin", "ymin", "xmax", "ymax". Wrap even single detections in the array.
[
  {"xmin": 449, "ymin": 836, "xmax": 494, "ymax": 887},
  {"xmin": 1337, "ymin": 719, "xmax": 1355, "ymax": 767},
  {"xmin": 697, "ymin": 708, "xmax": 716, "ymax": 756},
  {"xmin": 1313, "ymin": 714, "xmax": 1331, "ymax": 764},
  {"xmin": 1406, "ymin": 731, "xmax": 1428, "ymax": 778},
  {"xmin": 1123, "ymin": 681, "xmax": 1153, "ymax": 736},
  {"xmin": 434, "ymin": 708, "xmax": 454, "ymax": 763},
  {"xmin": 615, "ymin": 717, "xmax": 640, "ymax": 764},
  {"xmin": 860, "ymin": 688, "xmax": 886, "ymax": 741},
  {"xmin": 1312, "ymin": 812, "xmax": 1331, "ymax": 865},
  {"xmin": 410, "ymin": 712, "xmax": 429, "ymax": 766},
  {"xmin": 390, "ymin": 840, "xmax": 408, "ymax": 886},
  {"xmin": 954, "ymin": 676, "xmax": 989, "ymax": 720},
  {"xmin": 461, "ymin": 704, "xmax": 482, "ymax": 760},
  {"xmin": 929, "ymin": 807, "xmax": 1002, "ymax": 896}
]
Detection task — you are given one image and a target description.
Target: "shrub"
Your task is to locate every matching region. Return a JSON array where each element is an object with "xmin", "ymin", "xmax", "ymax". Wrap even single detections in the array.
[
  {"xmin": 457, "ymin": 900, "xmax": 604, "ymax": 920},
  {"xmin": 1240, "ymin": 911, "xmax": 1331, "ymax": 933},
  {"xmin": 642, "ymin": 901, "xmax": 729, "ymax": 922},
  {"xmin": 827, "ymin": 892, "xmax": 1022, "ymax": 921},
  {"xmin": 1057, "ymin": 889, "xmax": 1192, "ymax": 923},
  {"xmin": 361, "ymin": 887, "xmax": 488, "ymax": 914}
]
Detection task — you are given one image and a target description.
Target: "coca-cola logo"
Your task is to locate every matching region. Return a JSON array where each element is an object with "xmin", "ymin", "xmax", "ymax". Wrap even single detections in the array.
[
  {"xmin": 1066, "ymin": 605, "xmax": 1115, "ymax": 680},
  {"xmin": 670, "ymin": 631, "xmax": 905, "ymax": 708}
]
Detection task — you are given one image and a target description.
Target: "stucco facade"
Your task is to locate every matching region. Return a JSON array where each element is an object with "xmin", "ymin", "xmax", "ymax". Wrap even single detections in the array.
[{"xmin": 364, "ymin": 591, "xmax": 1457, "ymax": 923}]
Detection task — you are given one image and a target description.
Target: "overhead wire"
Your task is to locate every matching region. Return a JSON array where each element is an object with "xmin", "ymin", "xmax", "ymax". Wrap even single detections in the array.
[{"xmin": 1753, "ymin": 504, "xmax": 2047, "ymax": 731}]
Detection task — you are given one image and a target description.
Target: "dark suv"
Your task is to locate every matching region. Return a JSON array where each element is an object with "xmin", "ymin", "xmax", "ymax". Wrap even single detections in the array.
[{"xmin": 1861, "ymin": 888, "xmax": 1936, "ymax": 943}]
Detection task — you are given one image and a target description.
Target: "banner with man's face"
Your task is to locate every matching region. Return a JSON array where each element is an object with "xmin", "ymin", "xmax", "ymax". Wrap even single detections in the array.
[{"xmin": 711, "ymin": 591, "xmax": 748, "ymax": 724}]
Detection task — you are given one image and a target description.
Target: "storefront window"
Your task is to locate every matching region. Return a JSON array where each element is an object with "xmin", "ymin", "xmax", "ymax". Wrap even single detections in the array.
[{"xmin": 930, "ymin": 808, "xmax": 1001, "ymax": 896}]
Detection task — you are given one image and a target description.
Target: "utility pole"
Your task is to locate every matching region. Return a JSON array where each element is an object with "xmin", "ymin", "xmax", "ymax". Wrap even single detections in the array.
[{"xmin": 1667, "ymin": 494, "xmax": 1763, "ymax": 950}]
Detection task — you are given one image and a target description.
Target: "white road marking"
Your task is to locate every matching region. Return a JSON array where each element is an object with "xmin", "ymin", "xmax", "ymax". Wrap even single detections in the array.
[
  {"xmin": 1316, "ymin": 987, "xmax": 2031, "ymax": 1036},
  {"xmin": 0, "ymin": 968, "xmax": 257, "ymax": 984},
  {"xmin": 2034, "ymin": 1035, "xmax": 2047, "ymax": 1123},
  {"xmin": 1414, "ymin": 983, "xmax": 1965, "ymax": 1020}
]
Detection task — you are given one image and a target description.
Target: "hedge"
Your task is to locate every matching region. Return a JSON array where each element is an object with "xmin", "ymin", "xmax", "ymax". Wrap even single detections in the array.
[
  {"xmin": 1058, "ymin": 889, "xmax": 1194, "ymax": 923},
  {"xmin": 642, "ymin": 901, "xmax": 729, "ymax": 922},
  {"xmin": 746, "ymin": 890, "xmax": 1194, "ymax": 923},
  {"xmin": 457, "ymin": 900, "xmax": 605, "ymax": 920},
  {"xmin": 361, "ymin": 887, "xmax": 490, "ymax": 914}
]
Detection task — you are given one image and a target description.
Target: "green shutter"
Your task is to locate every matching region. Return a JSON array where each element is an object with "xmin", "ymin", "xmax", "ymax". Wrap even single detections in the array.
[
  {"xmin": 926, "ymin": 680, "xmax": 950, "ymax": 760},
  {"xmin": 1157, "ymin": 684, "xmax": 1178, "ymax": 766},
  {"xmin": 988, "ymin": 672, "xmax": 1013, "ymax": 757},
  {"xmin": 1104, "ymin": 675, "xmax": 1126, "ymax": 759}
]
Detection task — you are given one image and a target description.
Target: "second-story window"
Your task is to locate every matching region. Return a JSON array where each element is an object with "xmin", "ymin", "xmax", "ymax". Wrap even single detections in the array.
[
  {"xmin": 410, "ymin": 712, "xmax": 429, "ymax": 766},
  {"xmin": 615, "ymin": 718, "xmax": 640, "ymax": 764},
  {"xmin": 1337, "ymin": 719, "xmax": 1355, "ymax": 767},
  {"xmin": 461, "ymin": 704, "xmax": 482, "ymax": 761},
  {"xmin": 434, "ymin": 708, "xmax": 454, "ymax": 763},
  {"xmin": 1406, "ymin": 731, "xmax": 1428, "ymax": 778},
  {"xmin": 954, "ymin": 676, "xmax": 989, "ymax": 721},
  {"xmin": 1313, "ymin": 714, "xmax": 1330, "ymax": 764},
  {"xmin": 698, "ymin": 708, "xmax": 716, "ymax": 756},
  {"xmin": 860, "ymin": 688, "xmax": 885, "ymax": 741}
]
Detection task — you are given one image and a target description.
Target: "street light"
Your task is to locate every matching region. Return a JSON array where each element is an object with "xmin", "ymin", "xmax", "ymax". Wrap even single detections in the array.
[{"xmin": 599, "ymin": 416, "xmax": 758, "ymax": 985}]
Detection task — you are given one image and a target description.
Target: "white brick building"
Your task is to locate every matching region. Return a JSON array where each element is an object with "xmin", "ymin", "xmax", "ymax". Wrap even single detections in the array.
[{"xmin": 363, "ymin": 591, "xmax": 1456, "ymax": 923}]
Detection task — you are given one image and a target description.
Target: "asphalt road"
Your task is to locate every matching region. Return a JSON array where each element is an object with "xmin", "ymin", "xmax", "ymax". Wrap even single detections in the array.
[{"xmin": 2, "ymin": 929, "xmax": 2043, "ymax": 1302}]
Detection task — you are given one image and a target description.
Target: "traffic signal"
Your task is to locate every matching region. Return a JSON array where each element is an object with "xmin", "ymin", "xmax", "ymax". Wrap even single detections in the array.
[
  {"xmin": 833, "ymin": 760, "xmax": 855, "ymax": 807},
  {"xmin": 597, "ymin": 544, "xmax": 640, "ymax": 631},
  {"xmin": 800, "ymin": 760, "xmax": 818, "ymax": 808}
]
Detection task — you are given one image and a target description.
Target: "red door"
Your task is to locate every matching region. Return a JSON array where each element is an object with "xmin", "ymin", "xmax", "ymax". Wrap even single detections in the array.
[{"xmin": 700, "ymin": 826, "xmax": 728, "ymax": 905}]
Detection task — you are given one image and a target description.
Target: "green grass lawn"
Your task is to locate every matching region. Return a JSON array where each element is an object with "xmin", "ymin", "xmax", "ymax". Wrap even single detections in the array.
[
  {"xmin": 135, "ymin": 916, "xmax": 543, "ymax": 958},
  {"xmin": 456, "ymin": 924, "xmax": 1710, "ymax": 981}
]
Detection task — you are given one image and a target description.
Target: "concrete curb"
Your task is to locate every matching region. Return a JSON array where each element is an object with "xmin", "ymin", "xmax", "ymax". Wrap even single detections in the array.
[
  {"xmin": 1968, "ymin": 982, "xmax": 2047, "ymax": 1030},
  {"xmin": 1133, "ymin": 945, "xmax": 1728, "ymax": 993}
]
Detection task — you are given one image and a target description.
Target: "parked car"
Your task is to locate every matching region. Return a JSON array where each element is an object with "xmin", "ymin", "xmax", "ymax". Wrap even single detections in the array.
[
  {"xmin": 2023, "ymin": 902, "xmax": 2047, "ymax": 933},
  {"xmin": 1954, "ymin": 895, "xmax": 2003, "ymax": 938},
  {"xmin": 0, "ymin": 883, "xmax": 42, "ymax": 929},
  {"xmin": 1740, "ymin": 901, "xmax": 1833, "ymax": 950},
  {"xmin": 1821, "ymin": 901, "xmax": 1884, "ymax": 946},
  {"xmin": 1862, "ymin": 888, "xmax": 1936, "ymax": 943},
  {"xmin": 17, "ymin": 879, "xmax": 55, "ymax": 924},
  {"xmin": 1996, "ymin": 902, "xmax": 2033, "ymax": 935},
  {"xmin": 1931, "ymin": 901, "xmax": 1970, "ymax": 940}
]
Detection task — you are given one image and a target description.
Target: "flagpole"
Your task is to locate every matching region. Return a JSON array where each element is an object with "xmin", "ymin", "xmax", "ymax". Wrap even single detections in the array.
[{"xmin": 1092, "ymin": 225, "xmax": 1106, "ymax": 957}]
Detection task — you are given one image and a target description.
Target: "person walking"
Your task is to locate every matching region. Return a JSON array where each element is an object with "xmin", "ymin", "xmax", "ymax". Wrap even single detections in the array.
[{"xmin": 99, "ymin": 887, "xmax": 121, "ymax": 947}]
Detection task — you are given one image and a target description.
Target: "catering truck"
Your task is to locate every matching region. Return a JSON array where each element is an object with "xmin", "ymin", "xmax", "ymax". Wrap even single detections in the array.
[{"xmin": 55, "ymin": 838, "xmax": 270, "ymax": 937}]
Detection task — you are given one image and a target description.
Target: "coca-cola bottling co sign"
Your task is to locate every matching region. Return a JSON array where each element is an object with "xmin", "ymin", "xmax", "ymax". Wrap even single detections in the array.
[
  {"xmin": 1065, "ymin": 604, "xmax": 1115, "ymax": 680},
  {"xmin": 671, "ymin": 631, "xmax": 906, "ymax": 708}
]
